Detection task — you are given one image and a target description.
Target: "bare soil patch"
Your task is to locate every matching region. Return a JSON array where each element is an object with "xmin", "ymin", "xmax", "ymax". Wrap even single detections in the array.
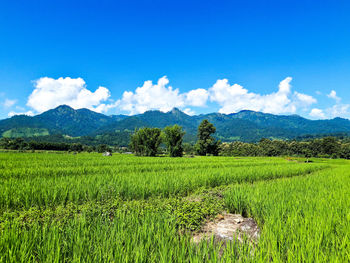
[{"xmin": 192, "ymin": 213, "xmax": 260, "ymax": 244}]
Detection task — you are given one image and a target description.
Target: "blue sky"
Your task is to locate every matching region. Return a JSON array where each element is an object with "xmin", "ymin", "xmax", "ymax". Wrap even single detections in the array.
[{"xmin": 0, "ymin": 0, "xmax": 350, "ymax": 119}]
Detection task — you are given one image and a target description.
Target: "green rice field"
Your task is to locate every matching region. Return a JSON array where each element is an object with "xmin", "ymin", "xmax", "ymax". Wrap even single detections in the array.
[{"xmin": 0, "ymin": 152, "xmax": 349, "ymax": 262}]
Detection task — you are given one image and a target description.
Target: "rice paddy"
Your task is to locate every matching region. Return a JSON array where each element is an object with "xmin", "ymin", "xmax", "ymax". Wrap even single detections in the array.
[{"xmin": 0, "ymin": 152, "xmax": 349, "ymax": 262}]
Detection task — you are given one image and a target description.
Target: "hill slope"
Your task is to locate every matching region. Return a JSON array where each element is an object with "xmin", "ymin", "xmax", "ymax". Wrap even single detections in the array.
[
  {"xmin": 0, "ymin": 105, "xmax": 127, "ymax": 137},
  {"xmin": 1, "ymin": 105, "xmax": 350, "ymax": 142}
]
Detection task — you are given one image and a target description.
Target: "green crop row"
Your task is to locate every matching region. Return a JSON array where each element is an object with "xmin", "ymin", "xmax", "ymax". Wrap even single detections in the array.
[
  {"xmin": 0, "ymin": 153, "xmax": 327, "ymax": 212},
  {"xmin": 224, "ymin": 165, "xmax": 350, "ymax": 262},
  {"xmin": 0, "ymin": 152, "xmax": 348, "ymax": 262}
]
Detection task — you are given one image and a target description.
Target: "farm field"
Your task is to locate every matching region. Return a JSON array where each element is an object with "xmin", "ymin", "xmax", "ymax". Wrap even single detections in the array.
[{"xmin": 0, "ymin": 153, "xmax": 349, "ymax": 262}]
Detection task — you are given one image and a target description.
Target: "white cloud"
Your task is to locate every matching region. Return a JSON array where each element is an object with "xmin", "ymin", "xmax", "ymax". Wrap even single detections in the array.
[
  {"xmin": 208, "ymin": 77, "xmax": 316, "ymax": 114},
  {"xmin": 118, "ymin": 76, "xmax": 190, "ymax": 115},
  {"xmin": 117, "ymin": 77, "xmax": 213, "ymax": 115},
  {"xmin": 326, "ymin": 104, "xmax": 350, "ymax": 119},
  {"xmin": 3, "ymin": 99, "xmax": 17, "ymax": 108},
  {"xmin": 26, "ymin": 77, "xmax": 114, "ymax": 113},
  {"xmin": 183, "ymin": 108, "xmax": 195, "ymax": 115},
  {"xmin": 327, "ymin": 90, "xmax": 341, "ymax": 102},
  {"xmin": 309, "ymin": 108, "xmax": 326, "ymax": 119},
  {"xmin": 309, "ymin": 90, "xmax": 350, "ymax": 119},
  {"xmin": 185, "ymin": 89, "xmax": 209, "ymax": 107},
  {"xmin": 117, "ymin": 76, "xmax": 317, "ymax": 116},
  {"xmin": 310, "ymin": 90, "xmax": 350, "ymax": 119},
  {"xmin": 8, "ymin": 110, "xmax": 35, "ymax": 117},
  {"xmin": 5, "ymin": 75, "xmax": 326, "ymax": 118},
  {"xmin": 294, "ymin": 92, "xmax": 317, "ymax": 106}
]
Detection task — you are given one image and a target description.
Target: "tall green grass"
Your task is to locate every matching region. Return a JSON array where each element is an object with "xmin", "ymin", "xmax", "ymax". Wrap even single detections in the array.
[
  {"xmin": 0, "ymin": 152, "xmax": 348, "ymax": 262},
  {"xmin": 0, "ymin": 153, "xmax": 326, "ymax": 211},
  {"xmin": 224, "ymin": 165, "xmax": 350, "ymax": 262}
]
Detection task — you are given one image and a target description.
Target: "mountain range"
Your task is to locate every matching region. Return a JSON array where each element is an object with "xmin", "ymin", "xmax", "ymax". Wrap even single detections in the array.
[{"xmin": 1, "ymin": 105, "xmax": 350, "ymax": 143}]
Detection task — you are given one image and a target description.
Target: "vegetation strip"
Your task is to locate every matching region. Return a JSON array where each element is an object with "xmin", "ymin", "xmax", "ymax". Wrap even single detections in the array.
[{"xmin": 0, "ymin": 153, "xmax": 348, "ymax": 262}]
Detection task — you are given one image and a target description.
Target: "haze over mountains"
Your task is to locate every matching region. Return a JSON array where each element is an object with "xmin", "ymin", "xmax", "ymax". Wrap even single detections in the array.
[{"xmin": 1, "ymin": 105, "xmax": 350, "ymax": 142}]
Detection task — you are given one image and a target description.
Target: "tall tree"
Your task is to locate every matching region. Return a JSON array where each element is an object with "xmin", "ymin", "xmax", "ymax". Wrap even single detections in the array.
[
  {"xmin": 163, "ymin": 125, "xmax": 185, "ymax": 157},
  {"xmin": 195, "ymin": 119, "xmax": 220, "ymax": 156},
  {"xmin": 130, "ymin": 127, "xmax": 162, "ymax": 156},
  {"xmin": 321, "ymin": 137, "xmax": 340, "ymax": 156}
]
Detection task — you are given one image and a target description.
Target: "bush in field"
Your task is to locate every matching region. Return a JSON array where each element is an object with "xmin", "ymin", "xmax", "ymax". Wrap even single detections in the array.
[
  {"xmin": 219, "ymin": 141, "xmax": 262, "ymax": 156},
  {"xmin": 70, "ymin": 143, "xmax": 84, "ymax": 153},
  {"xmin": 183, "ymin": 143, "xmax": 195, "ymax": 155},
  {"xmin": 130, "ymin": 127, "xmax": 162, "ymax": 156},
  {"xmin": 195, "ymin": 119, "xmax": 220, "ymax": 156},
  {"xmin": 0, "ymin": 137, "xmax": 10, "ymax": 148},
  {"xmin": 97, "ymin": 144, "xmax": 111, "ymax": 153},
  {"xmin": 258, "ymin": 138, "xmax": 282, "ymax": 156},
  {"xmin": 340, "ymin": 143, "xmax": 350, "ymax": 159},
  {"xmin": 321, "ymin": 136, "xmax": 341, "ymax": 156},
  {"xmin": 163, "ymin": 125, "xmax": 185, "ymax": 157},
  {"xmin": 0, "ymin": 137, "xmax": 27, "ymax": 150}
]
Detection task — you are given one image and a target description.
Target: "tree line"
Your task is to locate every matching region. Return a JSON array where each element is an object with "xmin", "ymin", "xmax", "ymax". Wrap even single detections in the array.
[
  {"xmin": 129, "ymin": 121, "xmax": 350, "ymax": 159},
  {"xmin": 0, "ymin": 137, "xmax": 114, "ymax": 153},
  {"xmin": 219, "ymin": 137, "xmax": 350, "ymax": 159},
  {"xmin": 0, "ymin": 119, "xmax": 220, "ymax": 156},
  {"xmin": 1, "ymin": 119, "xmax": 350, "ymax": 159},
  {"xmin": 130, "ymin": 120, "xmax": 220, "ymax": 157}
]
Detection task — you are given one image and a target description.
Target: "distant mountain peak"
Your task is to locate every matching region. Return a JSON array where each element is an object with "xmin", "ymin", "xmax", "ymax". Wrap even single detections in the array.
[
  {"xmin": 169, "ymin": 107, "xmax": 188, "ymax": 116},
  {"xmin": 170, "ymin": 107, "xmax": 182, "ymax": 113},
  {"xmin": 54, "ymin": 105, "xmax": 75, "ymax": 110},
  {"xmin": 43, "ymin": 105, "xmax": 77, "ymax": 115},
  {"xmin": 238, "ymin": 110, "xmax": 257, "ymax": 113},
  {"xmin": 1, "ymin": 104, "xmax": 350, "ymax": 142}
]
